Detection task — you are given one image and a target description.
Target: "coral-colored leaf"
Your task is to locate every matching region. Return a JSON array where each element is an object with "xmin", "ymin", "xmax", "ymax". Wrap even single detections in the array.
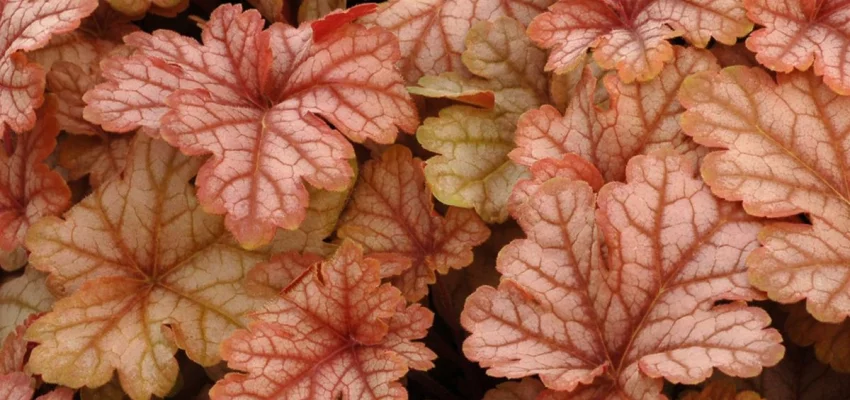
[
  {"xmin": 338, "ymin": 145, "xmax": 490, "ymax": 301},
  {"xmin": 211, "ymin": 241, "xmax": 436, "ymax": 400},
  {"xmin": 244, "ymin": 251, "xmax": 323, "ymax": 297},
  {"xmin": 512, "ymin": 46, "xmax": 716, "ymax": 182},
  {"xmin": 363, "ymin": 0, "xmax": 553, "ymax": 83},
  {"xmin": 0, "ymin": 267, "xmax": 54, "ymax": 341},
  {"xmin": 483, "ymin": 378, "xmax": 545, "ymax": 400},
  {"xmin": 679, "ymin": 67, "xmax": 850, "ymax": 323},
  {"xmin": 24, "ymin": 135, "xmax": 270, "ymax": 400},
  {"xmin": 1, "ymin": 314, "xmax": 37, "ymax": 374},
  {"xmin": 299, "ymin": 0, "xmax": 345, "ymax": 22},
  {"xmin": 0, "ymin": 0, "xmax": 97, "ymax": 137},
  {"xmin": 106, "ymin": 0, "xmax": 187, "ymax": 17},
  {"xmin": 461, "ymin": 153, "xmax": 783, "ymax": 398},
  {"xmin": 0, "ymin": 98, "xmax": 71, "ymax": 252},
  {"xmin": 85, "ymin": 4, "xmax": 416, "ymax": 248},
  {"xmin": 745, "ymin": 0, "xmax": 850, "ymax": 95},
  {"xmin": 527, "ymin": 0, "xmax": 752, "ymax": 81},
  {"xmin": 414, "ymin": 17, "xmax": 548, "ymax": 222},
  {"xmin": 0, "ymin": 372, "xmax": 33, "ymax": 400},
  {"xmin": 58, "ymin": 133, "xmax": 132, "ymax": 187},
  {"xmin": 247, "ymin": 0, "xmax": 288, "ymax": 22}
]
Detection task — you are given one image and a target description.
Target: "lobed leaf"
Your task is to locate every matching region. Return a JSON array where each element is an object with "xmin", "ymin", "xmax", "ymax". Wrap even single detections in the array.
[
  {"xmin": 745, "ymin": 0, "xmax": 850, "ymax": 94},
  {"xmin": 211, "ymin": 241, "xmax": 436, "ymax": 400},
  {"xmin": 512, "ymin": 46, "xmax": 716, "ymax": 182},
  {"xmin": 85, "ymin": 4, "xmax": 417, "ymax": 248},
  {"xmin": 0, "ymin": 97, "xmax": 71, "ymax": 252},
  {"xmin": 338, "ymin": 145, "xmax": 490, "ymax": 301},
  {"xmin": 105, "ymin": 0, "xmax": 187, "ymax": 18},
  {"xmin": 784, "ymin": 303, "xmax": 850, "ymax": 373},
  {"xmin": 461, "ymin": 153, "xmax": 783, "ymax": 398},
  {"xmin": 740, "ymin": 343, "xmax": 850, "ymax": 400},
  {"xmin": 24, "ymin": 135, "xmax": 270, "ymax": 400},
  {"xmin": 58, "ymin": 133, "xmax": 132, "ymax": 188},
  {"xmin": 0, "ymin": 0, "xmax": 98, "ymax": 138},
  {"xmin": 527, "ymin": 0, "xmax": 752, "ymax": 82},
  {"xmin": 0, "ymin": 267, "xmax": 54, "ymax": 340},
  {"xmin": 679, "ymin": 67, "xmax": 850, "ymax": 323}
]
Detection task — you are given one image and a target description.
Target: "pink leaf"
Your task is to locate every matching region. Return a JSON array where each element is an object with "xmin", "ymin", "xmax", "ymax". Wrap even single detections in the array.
[{"xmin": 0, "ymin": 372, "xmax": 33, "ymax": 400}]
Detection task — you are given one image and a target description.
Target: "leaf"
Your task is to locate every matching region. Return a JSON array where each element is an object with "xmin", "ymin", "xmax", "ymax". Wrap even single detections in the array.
[
  {"xmin": 0, "ymin": 0, "xmax": 98, "ymax": 138},
  {"xmin": 527, "ymin": 0, "xmax": 752, "ymax": 82},
  {"xmin": 299, "ymin": 0, "xmax": 346, "ymax": 22},
  {"xmin": 244, "ymin": 251, "xmax": 323, "ymax": 298},
  {"xmin": 24, "ymin": 135, "xmax": 270, "ymax": 400},
  {"xmin": 679, "ymin": 67, "xmax": 850, "ymax": 323},
  {"xmin": 783, "ymin": 303, "xmax": 850, "ymax": 373},
  {"xmin": 745, "ymin": 0, "xmax": 850, "ymax": 95},
  {"xmin": 0, "ymin": 97, "xmax": 71, "ymax": 252},
  {"xmin": 512, "ymin": 46, "xmax": 716, "ymax": 182},
  {"xmin": 679, "ymin": 381, "xmax": 762, "ymax": 400},
  {"xmin": 739, "ymin": 343, "xmax": 850, "ymax": 400},
  {"xmin": 211, "ymin": 241, "xmax": 436, "ymax": 400},
  {"xmin": 461, "ymin": 153, "xmax": 783, "ymax": 398},
  {"xmin": 0, "ymin": 267, "xmax": 54, "ymax": 340},
  {"xmin": 709, "ymin": 42, "xmax": 759, "ymax": 68},
  {"xmin": 246, "ymin": 0, "xmax": 288, "ymax": 22},
  {"xmin": 338, "ymin": 145, "xmax": 490, "ymax": 301},
  {"xmin": 413, "ymin": 17, "xmax": 548, "ymax": 222},
  {"xmin": 363, "ymin": 0, "xmax": 553, "ymax": 83},
  {"xmin": 58, "ymin": 133, "xmax": 132, "ymax": 187},
  {"xmin": 84, "ymin": 4, "xmax": 417, "ymax": 248},
  {"xmin": 105, "ymin": 0, "xmax": 187, "ymax": 17},
  {"xmin": 0, "ymin": 246, "xmax": 27, "ymax": 272},
  {"xmin": 1, "ymin": 313, "xmax": 37, "ymax": 374},
  {"xmin": 0, "ymin": 372, "xmax": 33, "ymax": 400},
  {"xmin": 483, "ymin": 378, "xmax": 545, "ymax": 400}
]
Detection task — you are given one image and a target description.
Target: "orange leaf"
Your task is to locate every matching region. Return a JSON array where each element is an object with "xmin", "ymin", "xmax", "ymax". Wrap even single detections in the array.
[
  {"xmin": 211, "ymin": 241, "xmax": 436, "ymax": 400},
  {"xmin": 483, "ymin": 378, "xmax": 545, "ymax": 400},
  {"xmin": 338, "ymin": 145, "xmax": 490, "ymax": 301},
  {"xmin": 461, "ymin": 153, "xmax": 783, "ymax": 398},
  {"xmin": 24, "ymin": 135, "xmax": 270, "ymax": 400},
  {"xmin": 679, "ymin": 67, "xmax": 850, "ymax": 323}
]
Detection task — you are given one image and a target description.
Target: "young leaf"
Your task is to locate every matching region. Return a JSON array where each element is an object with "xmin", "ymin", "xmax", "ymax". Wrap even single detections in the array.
[
  {"xmin": 512, "ymin": 46, "xmax": 716, "ymax": 182},
  {"xmin": 0, "ymin": 267, "xmax": 54, "ymax": 340},
  {"xmin": 745, "ymin": 0, "xmax": 850, "ymax": 95},
  {"xmin": 338, "ymin": 145, "xmax": 490, "ymax": 301},
  {"xmin": 679, "ymin": 67, "xmax": 850, "ymax": 323},
  {"xmin": 24, "ymin": 135, "xmax": 269, "ymax": 400},
  {"xmin": 461, "ymin": 153, "xmax": 783, "ymax": 397},
  {"xmin": 211, "ymin": 241, "xmax": 436, "ymax": 400},
  {"xmin": 483, "ymin": 378, "xmax": 545, "ymax": 400},
  {"xmin": 0, "ymin": 98, "xmax": 71, "ymax": 252},
  {"xmin": 0, "ymin": 0, "xmax": 97, "ymax": 138},
  {"xmin": 363, "ymin": 0, "xmax": 553, "ymax": 83},
  {"xmin": 527, "ymin": 0, "xmax": 752, "ymax": 82},
  {"xmin": 413, "ymin": 17, "xmax": 548, "ymax": 222},
  {"xmin": 84, "ymin": 4, "xmax": 417, "ymax": 248}
]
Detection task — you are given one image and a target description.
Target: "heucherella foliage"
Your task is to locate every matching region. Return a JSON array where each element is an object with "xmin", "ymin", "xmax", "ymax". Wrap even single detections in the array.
[
  {"xmin": 0, "ymin": 0, "xmax": 98, "ymax": 138},
  {"xmin": 679, "ymin": 67, "xmax": 850, "ymax": 324},
  {"xmin": 24, "ymin": 135, "xmax": 271, "ymax": 400},
  {"xmin": 84, "ymin": 4, "xmax": 417, "ymax": 248},
  {"xmin": 462, "ymin": 153, "xmax": 783, "ymax": 398},
  {"xmin": 528, "ymin": 0, "xmax": 752, "ymax": 82},
  {"xmin": 212, "ymin": 241, "xmax": 436, "ymax": 400}
]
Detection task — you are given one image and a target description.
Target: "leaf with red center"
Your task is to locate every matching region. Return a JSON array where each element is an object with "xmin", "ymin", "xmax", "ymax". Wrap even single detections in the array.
[
  {"xmin": 745, "ymin": 0, "xmax": 850, "ymax": 95},
  {"xmin": 362, "ymin": 0, "xmax": 553, "ymax": 83},
  {"xmin": 461, "ymin": 153, "xmax": 783, "ymax": 398},
  {"xmin": 24, "ymin": 135, "xmax": 271, "ymax": 400},
  {"xmin": 338, "ymin": 145, "xmax": 490, "ymax": 301},
  {"xmin": 0, "ymin": 267, "xmax": 54, "ymax": 341},
  {"xmin": 211, "ymin": 241, "xmax": 436, "ymax": 400},
  {"xmin": 679, "ymin": 67, "xmax": 850, "ymax": 323},
  {"xmin": 483, "ymin": 378, "xmax": 545, "ymax": 400},
  {"xmin": 58, "ymin": 133, "xmax": 132, "ymax": 188},
  {"xmin": 512, "ymin": 46, "xmax": 716, "ymax": 183},
  {"xmin": 412, "ymin": 17, "xmax": 549, "ymax": 222},
  {"xmin": 84, "ymin": 4, "xmax": 417, "ymax": 248},
  {"xmin": 0, "ymin": 0, "xmax": 97, "ymax": 138},
  {"xmin": 527, "ymin": 0, "xmax": 752, "ymax": 82},
  {"xmin": 0, "ymin": 98, "xmax": 71, "ymax": 252}
]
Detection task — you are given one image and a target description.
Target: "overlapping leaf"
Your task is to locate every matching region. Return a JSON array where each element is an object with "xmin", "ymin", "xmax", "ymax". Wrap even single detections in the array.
[
  {"xmin": 680, "ymin": 381, "xmax": 762, "ymax": 400},
  {"xmin": 745, "ymin": 0, "xmax": 850, "ymax": 94},
  {"xmin": 0, "ymin": 98, "xmax": 71, "ymax": 252},
  {"xmin": 84, "ymin": 4, "xmax": 417, "ymax": 248},
  {"xmin": 0, "ymin": 0, "xmax": 97, "ymax": 138},
  {"xmin": 462, "ymin": 153, "xmax": 783, "ymax": 398},
  {"xmin": 58, "ymin": 134, "xmax": 131, "ymax": 188},
  {"xmin": 24, "ymin": 135, "xmax": 271, "ymax": 400},
  {"xmin": 735, "ymin": 343, "xmax": 850, "ymax": 400},
  {"xmin": 784, "ymin": 303, "xmax": 850, "ymax": 373},
  {"xmin": 338, "ymin": 145, "xmax": 490, "ymax": 301},
  {"xmin": 105, "ymin": 0, "xmax": 188, "ymax": 18},
  {"xmin": 211, "ymin": 242, "xmax": 436, "ymax": 400},
  {"xmin": 0, "ymin": 267, "xmax": 54, "ymax": 340},
  {"xmin": 363, "ymin": 0, "xmax": 553, "ymax": 83},
  {"xmin": 413, "ymin": 17, "xmax": 548, "ymax": 222},
  {"xmin": 527, "ymin": 0, "xmax": 752, "ymax": 82},
  {"xmin": 679, "ymin": 67, "xmax": 850, "ymax": 323},
  {"xmin": 513, "ymin": 46, "xmax": 715, "ymax": 183},
  {"xmin": 483, "ymin": 378, "xmax": 544, "ymax": 400}
]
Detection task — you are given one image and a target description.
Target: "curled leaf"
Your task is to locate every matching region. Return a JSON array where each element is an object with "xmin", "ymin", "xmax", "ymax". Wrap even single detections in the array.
[
  {"xmin": 528, "ymin": 0, "xmax": 752, "ymax": 81},
  {"xmin": 338, "ymin": 145, "xmax": 490, "ymax": 301},
  {"xmin": 211, "ymin": 241, "xmax": 436, "ymax": 400},
  {"xmin": 462, "ymin": 153, "xmax": 782, "ymax": 398},
  {"xmin": 679, "ymin": 67, "xmax": 850, "ymax": 323}
]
